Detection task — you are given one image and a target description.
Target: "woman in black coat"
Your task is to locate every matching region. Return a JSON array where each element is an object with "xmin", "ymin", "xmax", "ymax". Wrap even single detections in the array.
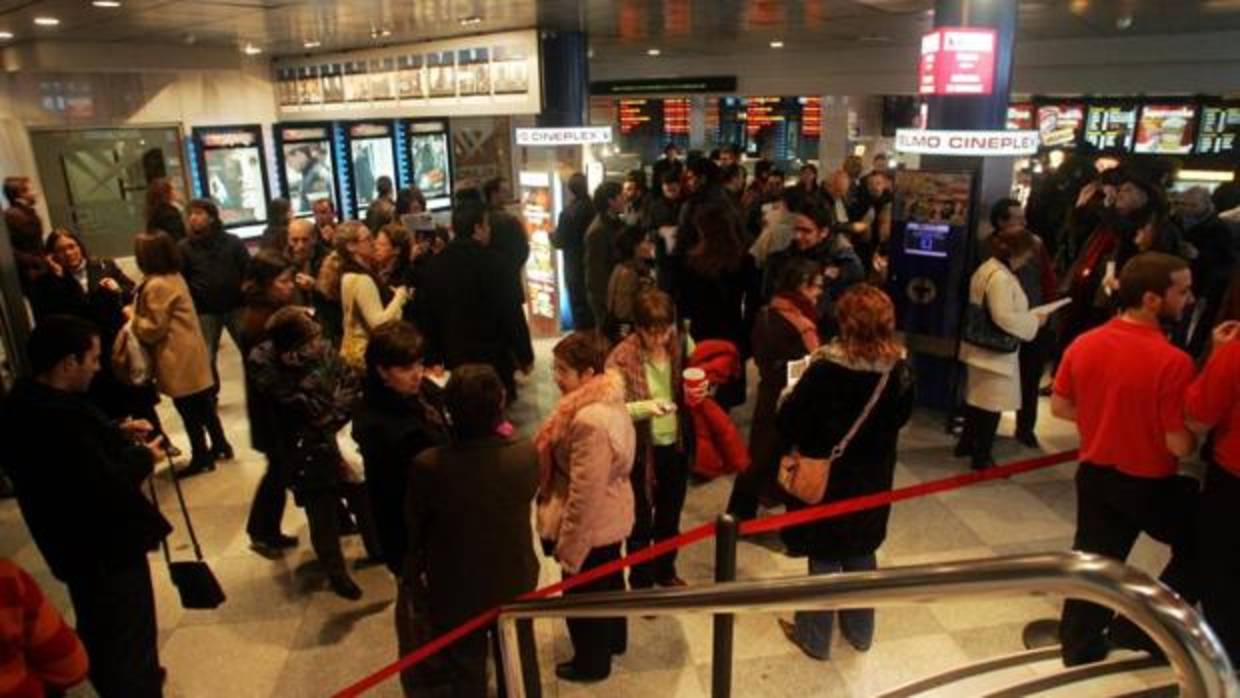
[
  {"xmin": 145, "ymin": 177, "xmax": 186, "ymax": 240},
  {"xmin": 726, "ymin": 257, "xmax": 823, "ymax": 520},
  {"xmin": 775, "ymin": 284, "xmax": 915, "ymax": 662}
]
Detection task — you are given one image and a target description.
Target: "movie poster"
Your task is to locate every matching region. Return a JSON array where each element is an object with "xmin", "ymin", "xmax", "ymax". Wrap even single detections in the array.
[
  {"xmin": 427, "ymin": 51, "xmax": 456, "ymax": 98},
  {"xmin": 456, "ymin": 48, "xmax": 491, "ymax": 96},
  {"xmin": 397, "ymin": 54, "xmax": 424, "ymax": 100},
  {"xmin": 321, "ymin": 64, "xmax": 345, "ymax": 104},
  {"xmin": 350, "ymin": 124, "xmax": 396, "ymax": 211},
  {"xmin": 409, "ymin": 126, "xmax": 451, "ymax": 200},
  {"xmin": 344, "ymin": 61, "xmax": 371, "ymax": 102},
  {"xmin": 204, "ymin": 148, "xmax": 266, "ymax": 225},
  {"xmin": 297, "ymin": 66, "xmax": 323, "ymax": 105},
  {"xmin": 281, "ymin": 136, "xmax": 336, "ymax": 215},
  {"xmin": 491, "ymin": 44, "xmax": 529, "ymax": 95},
  {"xmin": 370, "ymin": 58, "xmax": 396, "ymax": 101},
  {"xmin": 519, "ymin": 170, "xmax": 559, "ymax": 334}
]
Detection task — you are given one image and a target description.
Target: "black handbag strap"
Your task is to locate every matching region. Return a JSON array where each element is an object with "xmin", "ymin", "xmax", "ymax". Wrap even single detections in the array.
[{"xmin": 147, "ymin": 455, "xmax": 206, "ymax": 563}]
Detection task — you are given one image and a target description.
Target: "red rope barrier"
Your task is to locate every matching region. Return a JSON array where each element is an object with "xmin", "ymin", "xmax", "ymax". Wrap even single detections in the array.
[{"xmin": 333, "ymin": 448, "xmax": 1078, "ymax": 697}]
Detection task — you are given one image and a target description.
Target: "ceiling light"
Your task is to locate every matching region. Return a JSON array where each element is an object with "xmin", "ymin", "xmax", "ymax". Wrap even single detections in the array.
[
  {"xmin": 459, "ymin": 16, "xmax": 482, "ymax": 26},
  {"xmin": 770, "ymin": 40, "xmax": 784, "ymax": 48},
  {"xmin": 243, "ymin": 44, "xmax": 262, "ymax": 55},
  {"xmin": 0, "ymin": 31, "xmax": 12, "ymax": 40},
  {"xmin": 647, "ymin": 48, "xmax": 661, "ymax": 56},
  {"xmin": 34, "ymin": 17, "xmax": 60, "ymax": 26},
  {"xmin": 303, "ymin": 40, "xmax": 321, "ymax": 48},
  {"xmin": 92, "ymin": 0, "xmax": 122, "ymax": 7}
]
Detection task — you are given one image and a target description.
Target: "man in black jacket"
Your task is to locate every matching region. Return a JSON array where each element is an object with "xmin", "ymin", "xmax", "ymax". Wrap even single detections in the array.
[
  {"xmin": 179, "ymin": 199, "xmax": 247, "ymax": 457},
  {"xmin": 483, "ymin": 178, "xmax": 535, "ymax": 375},
  {"xmin": 1, "ymin": 315, "xmax": 171, "ymax": 698},
  {"xmin": 415, "ymin": 198, "xmax": 527, "ymax": 401}
]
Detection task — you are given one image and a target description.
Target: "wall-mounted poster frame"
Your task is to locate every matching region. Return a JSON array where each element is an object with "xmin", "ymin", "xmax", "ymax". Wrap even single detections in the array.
[
  {"xmin": 272, "ymin": 29, "xmax": 541, "ymax": 120},
  {"xmin": 344, "ymin": 120, "xmax": 399, "ymax": 216},
  {"xmin": 189, "ymin": 124, "xmax": 272, "ymax": 239},
  {"xmin": 404, "ymin": 118, "xmax": 453, "ymax": 211},
  {"xmin": 273, "ymin": 121, "xmax": 346, "ymax": 220}
]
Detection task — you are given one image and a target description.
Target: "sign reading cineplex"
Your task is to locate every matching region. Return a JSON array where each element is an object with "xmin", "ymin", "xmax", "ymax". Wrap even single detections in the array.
[
  {"xmin": 895, "ymin": 129, "xmax": 1040, "ymax": 156},
  {"xmin": 515, "ymin": 127, "xmax": 613, "ymax": 146}
]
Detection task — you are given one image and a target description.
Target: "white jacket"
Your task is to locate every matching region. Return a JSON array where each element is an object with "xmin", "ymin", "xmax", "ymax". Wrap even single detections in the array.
[{"xmin": 960, "ymin": 258, "xmax": 1039, "ymax": 378}]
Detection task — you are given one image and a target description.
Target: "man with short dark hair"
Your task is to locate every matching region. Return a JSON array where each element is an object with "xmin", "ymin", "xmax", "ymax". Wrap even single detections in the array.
[
  {"xmin": 1052, "ymin": 251, "xmax": 1200, "ymax": 666},
  {"xmin": 310, "ymin": 197, "xmax": 337, "ymax": 247},
  {"xmin": 415, "ymin": 196, "xmax": 527, "ymax": 401},
  {"xmin": 1, "ymin": 315, "xmax": 171, "ymax": 697},
  {"xmin": 3, "ymin": 175, "xmax": 49, "ymax": 289},
  {"xmin": 482, "ymin": 177, "xmax": 534, "ymax": 376},
  {"xmin": 584, "ymin": 181, "xmax": 626, "ymax": 329}
]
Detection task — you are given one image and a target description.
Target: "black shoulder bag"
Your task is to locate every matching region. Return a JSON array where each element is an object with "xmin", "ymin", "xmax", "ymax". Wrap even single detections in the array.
[
  {"xmin": 148, "ymin": 457, "xmax": 226, "ymax": 609},
  {"xmin": 962, "ymin": 267, "xmax": 1021, "ymax": 353}
]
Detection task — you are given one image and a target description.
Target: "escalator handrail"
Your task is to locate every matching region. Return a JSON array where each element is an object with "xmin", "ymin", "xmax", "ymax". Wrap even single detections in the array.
[{"xmin": 495, "ymin": 551, "xmax": 1237, "ymax": 698}]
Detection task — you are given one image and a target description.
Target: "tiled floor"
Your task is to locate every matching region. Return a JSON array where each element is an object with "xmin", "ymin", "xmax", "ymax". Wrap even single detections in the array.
[{"xmin": 0, "ymin": 335, "xmax": 1187, "ymax": 697}]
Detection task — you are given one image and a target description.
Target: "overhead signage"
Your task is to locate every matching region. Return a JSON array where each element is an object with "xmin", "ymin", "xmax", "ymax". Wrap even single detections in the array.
[
  {"xmin": 664, "ymin": 98, "xmax": 691, "ymax": 136},
  {"xmin": 1135, "ymin": 103, "xmax": 1197, "ymax": 155},
  {"xmin": 895, "ymin": 129, "xmax": 1040, "ymax": 156},
  {"xmin": 1006, "ymin": 104, "xmax": 1034, "ymax": 130},
  {"xmin": 515, "ymin": 127, "xmax": 613, "ymax": 146},
  {"xmin": 1038, "ymin": 103, "xmax": 1085, "ymax": 149},
  {"xmin": 200, "ymin": 131, "xmax": 258, "ymax": 148},
  {"xmin": 1084, "ymin": 104, "xmax": 1137, "ymax": 151},
  {"xmin": 918, "ymin": 27, "xmax": 997, "ymax": 96},
  {"xmin": 590, "ymin": 76, "xmax": 737, "ymax": 96}
]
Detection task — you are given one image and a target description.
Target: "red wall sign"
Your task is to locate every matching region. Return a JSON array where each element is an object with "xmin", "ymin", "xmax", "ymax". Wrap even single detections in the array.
[{"xmin": 918, "ymin": 27, "xmax": 997, "ymax": 96}]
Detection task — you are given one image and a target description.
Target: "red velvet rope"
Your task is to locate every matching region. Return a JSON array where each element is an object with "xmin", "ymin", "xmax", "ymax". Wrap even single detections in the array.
[{"xmin": 333, "ymin": 449, "xmax": 1078, "ymax": 697}]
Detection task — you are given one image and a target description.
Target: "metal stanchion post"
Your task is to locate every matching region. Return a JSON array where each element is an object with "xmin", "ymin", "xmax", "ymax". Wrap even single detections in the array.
[{"xmin": 711, "ymin": 514, "xmax": 738, "ymax": 698}]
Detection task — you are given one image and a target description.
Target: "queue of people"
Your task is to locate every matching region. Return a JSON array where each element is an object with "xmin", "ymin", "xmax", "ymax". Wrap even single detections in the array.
[{"xmin": 2, "ymin": 140, "xmax": 1240, "ymax": 698}]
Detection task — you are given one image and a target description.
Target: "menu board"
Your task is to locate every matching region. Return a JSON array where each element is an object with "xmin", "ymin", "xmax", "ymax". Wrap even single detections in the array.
[
  {"xmin": 1037, "ymin": 103, "xmax": 1085, "ymax": 149},
  {"xmin": 1084, "ymin": 104, "xmax": 1137, "ymax": 151},
  {"xmin": 1196, "ymin": 104, "xmax": 1240, "ymax": 155},
  {"xmin": 1134, "ymin": 103, "xmax": 1196, "ymax": 154},
  {"xmin": 665, "ymin": 98, "xmax": 691, "ymax": 136},
  {"xmin": 1006, "ymin": 104, "xmax": 1033, "ymax": 130}
]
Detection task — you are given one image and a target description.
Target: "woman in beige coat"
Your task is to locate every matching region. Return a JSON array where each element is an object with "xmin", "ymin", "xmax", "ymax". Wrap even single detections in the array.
[
  {"xmin": 956, "ymin": 227, "xmax": 1046, "ymax": 470},
  {"xmin": 535, "ymin": 332, "xmax": 635, "ymax": 683},
  {"xmin": 336, "ymin": 221, "xmax": 408, "ymax": 368},
  {"xmin": 131, "ymin": 231, "xmax": 222, "ymax": 477}
]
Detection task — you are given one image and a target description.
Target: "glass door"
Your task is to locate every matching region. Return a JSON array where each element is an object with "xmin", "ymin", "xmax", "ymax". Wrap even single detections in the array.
[{"xmin": 29, "ymin": 126, "xmax": 189, "ymax": 259}]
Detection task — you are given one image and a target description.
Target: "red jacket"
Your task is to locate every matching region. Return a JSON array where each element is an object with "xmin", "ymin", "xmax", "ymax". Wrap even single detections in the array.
[{"xmin": 688, "ymin": 340, "xmax": 751, "ymax": 478}]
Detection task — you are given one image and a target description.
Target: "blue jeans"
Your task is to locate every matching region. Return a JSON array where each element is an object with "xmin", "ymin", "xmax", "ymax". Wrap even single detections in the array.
[
  {"xmin": 198, "ymin": 310, "xmax": 242, "ymax": 387},
  {"xmin": 793, "ymin": 553, "xmax": 877, "ymax": 659}
]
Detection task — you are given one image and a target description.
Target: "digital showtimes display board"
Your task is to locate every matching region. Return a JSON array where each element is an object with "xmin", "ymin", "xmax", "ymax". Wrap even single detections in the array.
[
  {"xmin": 1197, "ymin": 103, "xmax": 1240, "ymax": 156},
  {"xmin": 1084, "ymin": 104, "xmax": 1138, "ymax": 151}
]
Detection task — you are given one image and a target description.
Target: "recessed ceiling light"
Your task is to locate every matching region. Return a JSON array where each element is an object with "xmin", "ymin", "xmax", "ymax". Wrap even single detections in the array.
[
  {"xmin": 92, "ymin": 0, "xmax": 122, "ymax": 7},
  {"xmin": 647, "ymin": 48, "xmax": 661, "ymax": 56},
  {"xmin": 770, "ymin": 40, "xmax": 784, "ymax": 48},
  {"xmin": 243, "ymin": 44, "xmax": 262, "ymax": 55},
  {"xmin": 303, "ymin": 40, "xmax": 321, "ymax": 49},
  {"xmin": 459, "ymin": 16, "xmax": 482, "ymax": 26},
  {"xmin": 0, "ymin": 31, "xmax": 12, "ymax": 40},
  {"xmin": 34, "ymin": 17, "xmax": 60, "ymax": 26}
]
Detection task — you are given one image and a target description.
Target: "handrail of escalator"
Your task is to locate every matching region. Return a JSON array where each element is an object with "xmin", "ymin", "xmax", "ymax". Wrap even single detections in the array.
[{"xmin": 495, "ymin": 551, "xmax": 1238, "ymax": 698}]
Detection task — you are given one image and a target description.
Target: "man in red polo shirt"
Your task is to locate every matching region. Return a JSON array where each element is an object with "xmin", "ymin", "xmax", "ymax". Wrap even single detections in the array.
[
  {"xmin": 1186, "ymin": 318, "xmax": 1240, "ymax": 665},
  {"xmin": 1051, "ymin": 252, "xmax": 1199, "ymax": 666}
]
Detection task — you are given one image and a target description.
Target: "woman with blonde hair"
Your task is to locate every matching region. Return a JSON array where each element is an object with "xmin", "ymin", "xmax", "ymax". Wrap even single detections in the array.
[
  {"xmin": 335, "ymin": 221, "xmax": 409, "ymax": 368},
  {"xmin": 775, "ymin": 284, "xmax": 915, "ymax": 662}
]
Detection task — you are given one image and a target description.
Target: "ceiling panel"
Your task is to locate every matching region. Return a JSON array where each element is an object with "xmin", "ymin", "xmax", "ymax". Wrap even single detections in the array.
[{"xmin": 1, "ymin": 0, "xmax": 1240, "ymax": 58}]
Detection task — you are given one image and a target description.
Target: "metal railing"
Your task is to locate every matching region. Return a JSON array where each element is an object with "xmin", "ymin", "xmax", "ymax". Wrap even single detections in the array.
[{"xmin": 496, "ymin": 550, "xmax": 1238, "ymax": 698}]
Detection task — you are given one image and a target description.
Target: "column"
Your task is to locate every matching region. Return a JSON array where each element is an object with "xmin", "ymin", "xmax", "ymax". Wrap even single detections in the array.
[{"xmin": 538, "ymin": 31, "xmax": 588, "ymax": 128}]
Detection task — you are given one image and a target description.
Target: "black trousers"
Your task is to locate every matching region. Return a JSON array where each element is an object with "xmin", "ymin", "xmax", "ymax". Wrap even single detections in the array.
[
  {"xmin": 565, "ymin": 543, "xmax": 627, "ymax": 676},
  {"xmin": 627, "ymin": 445, "xmax": 688, "ymax": 587},
  {"xmin": 172, "ymin": 389, "xmax": 227, "ymax": 461},
  {"xmin": 957, "ymin": 404, "xmax": 1001, "ymax": 467},
  {"xmin": 1199, "ymin": 462, "xmax": 1240, "ymax": 665},
  {"xmin": 396, "ymin": 578, "xmax": 541, "ymax": 698},
  {"xmin": 339, "ymin": 481, "xmax": 384, "ymax": 560},
  {"xmin": 246, "ymin": 451, "xmax": 291, "ymax": 542},
  {"xmin": 1060, "ymin": 464, "xmax": 1200, "ymax": 664},
  {"xmin": 65, "ymin": 557, "xmax": 162, "ymax": 698},
  {"xmin": 1016, "ymin": 328, "xmax": 1051, "ymax": 436},
  {"xmin": 302, "ymin": 488, "xmax": 349, "ymax": 578}
]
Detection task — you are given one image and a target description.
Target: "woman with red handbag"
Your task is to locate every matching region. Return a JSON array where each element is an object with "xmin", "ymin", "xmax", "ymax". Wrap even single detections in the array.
[{"xmin": 774, "ymin": 284, "xmax": 915, "ymax": 661}]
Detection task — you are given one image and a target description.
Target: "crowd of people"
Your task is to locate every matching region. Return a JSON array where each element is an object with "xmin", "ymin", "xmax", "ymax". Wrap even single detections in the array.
[{"xmin": 0, "ymin": 140, "xmax": 1238, "ymax": 698}]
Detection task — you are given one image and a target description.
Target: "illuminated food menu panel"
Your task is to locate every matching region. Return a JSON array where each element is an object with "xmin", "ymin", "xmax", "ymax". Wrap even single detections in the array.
[
  {"xmin": 1134, "ymin": 103, "xmax": 1197, "ymax": 154},
  {"xmin": 1006, "ymin": 104, "xmax": 1033, "ymax": 130},
  {"xmin": 274, "ymin": 30, "xmax": 540, "ymax": 118},
  {"xmin": 1196, "ymin": 104, "xmax": 1240, "ymax": 155},
  {"xmin": 664, "ymin": 98, "xmax": 691, "ymax": 136},
  {"xmin": 1037, "ymin": 103, "xmax": 1085, "ymax": 149},
  {"xmin": 618, "ymin": 99, "xmax": 658, "ymax": 135},
  {"xmin": 1084, "ymin": 104, "xmax": 1137, "ymax": 151},
  {"xmin": 746, "ymin": 97, "xmax": 783, "ymax": 135},
  {"xmin": 801, "ymin": 97, "xmax": 822, "ymax": 138}
]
